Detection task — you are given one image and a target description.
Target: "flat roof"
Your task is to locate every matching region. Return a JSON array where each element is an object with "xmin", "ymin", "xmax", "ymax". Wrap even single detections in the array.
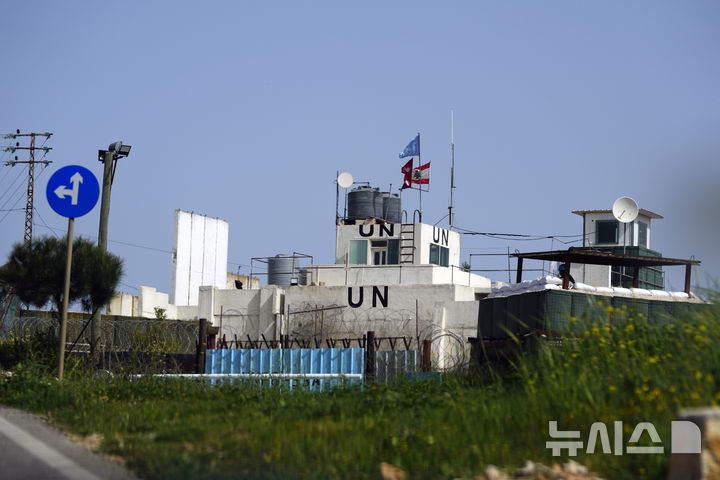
[
  {"xmin": 510, "ymin": 247, "xmax": 699, "ymax": 293},
  {"xmin": 510, "ymin": 248, "xmax": 698, "ymax": 268},
  {"xmin": 571, "ymin": 209, "xmax": 664, "ymax": 219}
]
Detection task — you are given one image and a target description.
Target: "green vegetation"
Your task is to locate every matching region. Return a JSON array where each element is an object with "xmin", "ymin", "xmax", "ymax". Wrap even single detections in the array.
[
  {"xmin": 0, "ymin": 235, "xmax": 124, "ymax": 316},
  {"xmin": 0, "ymin": 299, "xmax": 718, "ymax": 479}
]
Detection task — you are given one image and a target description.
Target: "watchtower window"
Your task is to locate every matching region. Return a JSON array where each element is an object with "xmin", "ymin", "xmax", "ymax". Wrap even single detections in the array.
[
  {"xmin": 638, "ymin": 221, "xmax": 648, "ymax": 248},
  {"xmin": 596, "ymin": 220, "xmax": 619, "ymax": 244}
]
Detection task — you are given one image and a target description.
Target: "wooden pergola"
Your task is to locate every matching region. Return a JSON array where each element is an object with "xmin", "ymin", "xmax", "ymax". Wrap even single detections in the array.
[{"xmin": 511, "ymin": 247, "xmax": 701, "ymax": 293}]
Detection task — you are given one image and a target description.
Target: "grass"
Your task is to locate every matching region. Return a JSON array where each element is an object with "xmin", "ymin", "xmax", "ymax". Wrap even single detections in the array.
[{"xmin": 1, "ymin": 297, "xmax": 719, "ymax": 479}]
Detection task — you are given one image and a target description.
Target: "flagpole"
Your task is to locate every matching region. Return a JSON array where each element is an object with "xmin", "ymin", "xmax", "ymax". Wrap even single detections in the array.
[
  {"xmin": 449, "ymin": 109, "xmax": 455, "ymax": 230},
  {"xmin": 417, "ymin": 132, "xmax": 422, "ymax": 216}
]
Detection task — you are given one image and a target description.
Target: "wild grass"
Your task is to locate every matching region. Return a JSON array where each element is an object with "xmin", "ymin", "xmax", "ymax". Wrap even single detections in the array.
[{"xmin": 1, "ymin": 299, "xmax": 718, "ymax": 479}]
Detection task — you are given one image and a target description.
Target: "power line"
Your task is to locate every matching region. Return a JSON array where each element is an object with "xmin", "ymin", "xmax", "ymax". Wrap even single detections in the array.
[
  {"xmin": 33, "ymin": 207, "xmax": 62, "ymax": 237},
  {"xmin": 0, "ymin": 173, "xmax": 29, "ymax": 226},
  {"xmin": 0, "ymin": 165, "xmax": 26, "ymax": 206}
]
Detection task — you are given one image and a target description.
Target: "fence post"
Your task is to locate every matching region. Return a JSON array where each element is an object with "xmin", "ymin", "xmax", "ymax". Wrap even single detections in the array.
[
  {"xmin": 421, "ymin": 339, "xmax": 432, "ymax": 372},
  {"xmin": 196, "ymin": 318, "xmax": 207, "ymax": 374},
  {"xmin": 365, "ymin": 330, "xmax": 375, "ymax": 382}
]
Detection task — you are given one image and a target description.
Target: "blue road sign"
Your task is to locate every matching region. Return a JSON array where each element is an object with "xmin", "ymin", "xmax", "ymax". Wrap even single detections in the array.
[{"xmin": 46, "ymin": 165, "xmax": 100, "ymax": 218}]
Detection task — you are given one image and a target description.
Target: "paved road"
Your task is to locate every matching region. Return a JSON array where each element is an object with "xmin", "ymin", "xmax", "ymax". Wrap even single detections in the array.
[{"xmin": 0, "ymin": 405, "xmax": 139, "ymax": 480}]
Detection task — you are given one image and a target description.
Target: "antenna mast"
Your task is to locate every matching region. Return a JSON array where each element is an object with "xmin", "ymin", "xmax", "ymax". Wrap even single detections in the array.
[{"xmin": 448, "ymin": 109, "xmax": 455, "ymax": 229}]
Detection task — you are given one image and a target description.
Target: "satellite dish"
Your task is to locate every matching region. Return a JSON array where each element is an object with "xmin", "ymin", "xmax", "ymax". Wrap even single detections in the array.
[
  {"xmin": 337, "ymin": 172, "xmax": 354, "ymax": 189},
  {"xmin": 612, "ymin": 196, "xmax": 639, "ymax": 223}
]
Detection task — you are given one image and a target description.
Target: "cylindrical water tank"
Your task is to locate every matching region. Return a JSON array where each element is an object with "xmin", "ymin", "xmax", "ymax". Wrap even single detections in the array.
[
  {"xmin": 381, "ymin": 193, "xmax": 401, "ymax": 223},
  {"xmin": 347, "ymin": 187, "xmax": 379, "ymax": 220},
  {"xmin": 267, "ymin": 254, "xmax": 296, "ymax": 287}
]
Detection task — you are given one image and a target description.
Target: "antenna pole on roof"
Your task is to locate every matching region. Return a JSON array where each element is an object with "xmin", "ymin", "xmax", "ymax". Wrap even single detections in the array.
[
  {"xmin": 335, "ymin": 170, "xmax": 339, "ymax": 225},
  {"xmin": 449, "ymin": 109, "xmax": 455, "ymax": 230}
]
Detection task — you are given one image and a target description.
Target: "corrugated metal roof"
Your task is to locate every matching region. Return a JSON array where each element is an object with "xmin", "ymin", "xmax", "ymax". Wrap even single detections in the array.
[
  {"xmin": 510, "ymin": 248, "xmax": 699, "ymax": 267},
  {"xmin": 571, "ymin": 209, "xmax": 664, "ymax": 219}
]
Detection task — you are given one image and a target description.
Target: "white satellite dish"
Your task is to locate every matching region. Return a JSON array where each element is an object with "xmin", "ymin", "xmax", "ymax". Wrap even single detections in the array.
[
  {"xmin": 337, "ymin": 172, "xmax": 354, "ymax": 189},
  {"xmin": 612, "ymin": 196, "xmax": 639, "ymax": 223}
]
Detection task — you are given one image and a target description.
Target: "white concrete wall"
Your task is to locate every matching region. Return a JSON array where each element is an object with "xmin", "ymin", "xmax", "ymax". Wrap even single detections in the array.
[
  {"xmin": 416, "ymin": 224, "xmax": 460, "ymax": 266},
  {"xmin": 170, "ymin": 210, "xmax": 229, "ymax": 306},
  {"xmin": 335, "ymin": 222, "xmax": 401, "ymax": 264},
  {"xmin": 195, "ymin": 282, "xmax": 484, "ymax": 369},
  {"xmin": 138, "ymin": 286, "xmax": 177, "ymax": 319},
  {"xmin": 226, "ymin": 273, "xmax": 260, "ymax": 290},
  {"xmin": 307, "ymin": 264, "xmax": 490, "ymax": 290},
  {"xmin": 111, "ymin": 290, "xmax": 198, "ymax": 320},
  {"xmin": 199, "ymin": 286, "xmax": 283, "ymax": 341},
  {"xmin": 334, "ymin": 222, "xmax": 460, "ymax": 267},
  {"xmin": 197, "ymin": 283, "xmax": 482, "ymax": 341},
  {"xmin": 107, "ymin": 293, "xmax": 137, "ymax": 317}
]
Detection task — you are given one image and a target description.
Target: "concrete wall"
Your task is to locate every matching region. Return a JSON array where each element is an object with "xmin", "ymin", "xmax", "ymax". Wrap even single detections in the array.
[
  {"xmin": 114, "ymin": 287, "xmax": 199, "ymax": 320},
  {"xmin": 416, "ymin": 224, "xmax": 460, "ymax": 266},
  {"xmin": 170, "ymin": 210, "xmax": 229, "ymax": 306},
  {"xmin": 199, "ymin": 285, "xmax": 283, "ymax": 341},
  {"xmin": 197, "ymin": 283, "xmax": 481, "ymax": 346},
  {"xmin": 107, "ymin": 293, "xmax": 137, "ymax": 317},
  {"xmin": 226, "ymin": 273, "xmax": 260, "ymax": 290},
  {"xmin": 336, "ymin": 222, "xmax": 400, "ymax": 264},
  {"xmin": 308, "ymin": 264, "xmax": 490, "ymax": 289},
  {"xmin": 138, "ymin": 286, "xmax": 176, "ymax": 319},
  {"xmin": 334, "ymin": 222, "xmax": 460, "ymax": 267}
]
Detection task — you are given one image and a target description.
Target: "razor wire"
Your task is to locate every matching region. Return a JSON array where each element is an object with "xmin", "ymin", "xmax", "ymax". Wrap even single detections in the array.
[
  {"xmin": 2, "ymin": 316, "xmax": 199, "ymax": 354},
  {"xmin": 212, "ymin": 304, "xmax": 471, "ymax": 371}
]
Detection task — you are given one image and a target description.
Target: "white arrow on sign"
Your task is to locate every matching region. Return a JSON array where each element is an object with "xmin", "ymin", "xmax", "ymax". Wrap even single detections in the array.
[{"xmin": 53, "ymin": 172, "xmax": 83, "ymax": 205}]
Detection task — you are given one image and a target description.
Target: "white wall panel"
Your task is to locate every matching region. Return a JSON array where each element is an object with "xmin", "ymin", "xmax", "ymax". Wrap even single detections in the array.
[{"xmin": 170, "ymin": 210, "xmax": 229, "ymax": 306}]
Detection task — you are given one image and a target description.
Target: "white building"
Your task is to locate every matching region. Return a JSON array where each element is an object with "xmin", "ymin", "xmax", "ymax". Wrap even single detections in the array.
[
  {"xmin": 198, "ymin": 216, "xmax": 491, "ymax": 369},
  {"xmin": 110, "ymin": 196, "xmax": 491, "ymax": 367}
]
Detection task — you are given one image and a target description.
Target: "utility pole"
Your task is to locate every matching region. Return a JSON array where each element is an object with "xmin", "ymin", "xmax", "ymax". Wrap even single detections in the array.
[
  {"xmin": 4, "ymin": 130, "xmax": 53, "ymax": 242},
  {"xmin": 90, "ymin": 141, "xmax": 132, "ymax": 365}
]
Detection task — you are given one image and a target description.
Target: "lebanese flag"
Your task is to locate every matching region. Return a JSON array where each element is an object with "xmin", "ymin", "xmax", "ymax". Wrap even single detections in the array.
[
  {"xmin": 411, "ymin": 162, "xmax": 430, "ymax": 184},
  {"xmin": 401, "ymin": 159, "xmax": 413, "ymax": 189}
]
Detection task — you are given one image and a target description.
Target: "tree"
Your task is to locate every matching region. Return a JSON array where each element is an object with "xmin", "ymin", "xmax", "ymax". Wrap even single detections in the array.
[{"xmin": 0, "ymin": 236, "xmax": 123, "ymax": 318}]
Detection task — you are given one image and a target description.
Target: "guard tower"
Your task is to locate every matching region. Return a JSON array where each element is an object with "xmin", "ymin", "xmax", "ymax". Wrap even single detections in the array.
[{"xmin": 571, "ymin": 207, "xmax": 664, "ymax": 289}]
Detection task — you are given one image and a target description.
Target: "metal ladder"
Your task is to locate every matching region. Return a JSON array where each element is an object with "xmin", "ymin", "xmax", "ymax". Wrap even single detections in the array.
[
  {"xmin": 399, "ymin": 210, "xmax": 421, "ymax": 264},
  {"xmin": 400, "ymin": 223, "xmax": 415, "ymax": 264}
]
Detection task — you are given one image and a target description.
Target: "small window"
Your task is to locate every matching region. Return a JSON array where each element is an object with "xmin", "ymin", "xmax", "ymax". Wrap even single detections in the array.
[
  {"xmin": 348, "ymin": 240, "xmax": 367, "ymax": 264},
  {"xmin": 596, "ymin": 220, "xmax": 619, "ymax": 244},
  {"xmin": 387, "ymin": 239, "xmax": 399, "ymax": 265},
  {"xmin": 370, "ymin": 240, "xmax": 387, "ymax": 247},
  {"xmin": 430, "ymin": 244, "xmax": 449, "ymax": 267},
  {"xmin": 638, "ymin": 222, "xmax": 648, "ymax": 248}
]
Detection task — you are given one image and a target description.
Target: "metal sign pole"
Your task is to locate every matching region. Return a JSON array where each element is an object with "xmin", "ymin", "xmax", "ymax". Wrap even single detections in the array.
[
  {"xmin": 46, "ymin": 164, "xmax": 100, "ymax": 380},
  {"xmin": 57, "ymin": 216, "xmax": 74, "ymax": 381}
]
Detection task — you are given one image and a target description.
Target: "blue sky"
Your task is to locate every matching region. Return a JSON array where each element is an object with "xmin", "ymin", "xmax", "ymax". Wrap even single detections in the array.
[{"xmin": 1, "ymin": 1, "xmax": 718, "ymax": 297}]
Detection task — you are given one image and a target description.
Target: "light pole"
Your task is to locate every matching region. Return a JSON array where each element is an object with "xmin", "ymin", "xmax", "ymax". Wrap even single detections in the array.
[{"xmin": 90, "ymin": 141, "xmax": 131, "ymax": 364}]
